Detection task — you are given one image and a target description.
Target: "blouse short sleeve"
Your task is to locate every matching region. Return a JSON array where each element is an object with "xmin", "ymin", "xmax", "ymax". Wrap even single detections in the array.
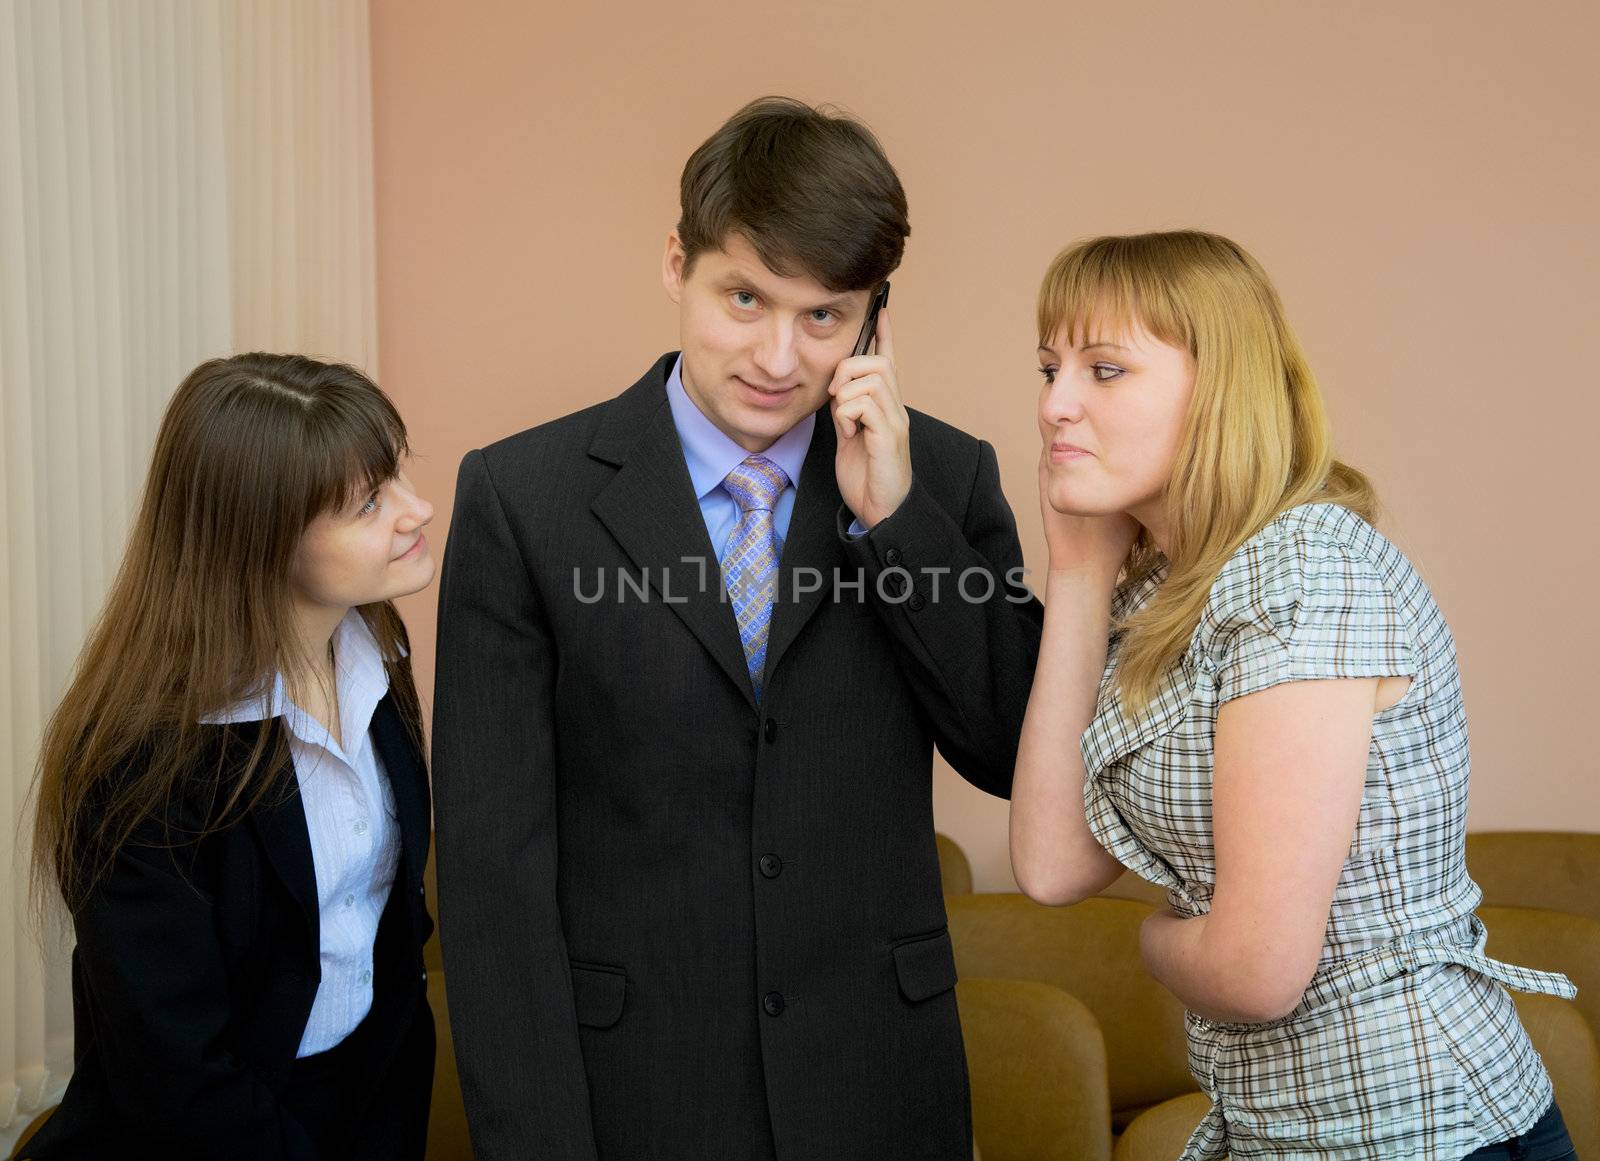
[{"xmin": 1205, "ymin": 517, "xmax": 1418, "ymax": 706}]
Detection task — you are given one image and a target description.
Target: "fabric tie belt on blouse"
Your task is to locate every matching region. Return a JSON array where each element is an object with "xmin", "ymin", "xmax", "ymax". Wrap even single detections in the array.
[{"xmin": 1177, "ymin": 915, "xmax": 1576, "ymax": 1161}]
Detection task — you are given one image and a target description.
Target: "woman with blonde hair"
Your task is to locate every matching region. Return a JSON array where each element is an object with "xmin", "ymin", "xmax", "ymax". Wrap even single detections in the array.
[
  {"xmin": 1009, "ymin": 231, "xmax": 1577, "ymax": 1158},
  {"xmin": 25, "ymin": 354, "xmax": 437, "ymax": 1160}
]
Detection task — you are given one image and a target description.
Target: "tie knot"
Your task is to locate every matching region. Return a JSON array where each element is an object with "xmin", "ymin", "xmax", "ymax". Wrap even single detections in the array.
[{"xmin": 723, "ymin": 455, "xmax": 789, "ymax": 513}]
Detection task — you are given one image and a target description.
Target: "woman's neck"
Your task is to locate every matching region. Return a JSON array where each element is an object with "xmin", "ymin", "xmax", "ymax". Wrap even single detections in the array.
[
  {"xmin": 1129, "ymin": 500, "xmax": 1172, "ymax": 557},
  {"xmin": 284, "ymin": 602, "xmax": 350, "ymax": 744}
]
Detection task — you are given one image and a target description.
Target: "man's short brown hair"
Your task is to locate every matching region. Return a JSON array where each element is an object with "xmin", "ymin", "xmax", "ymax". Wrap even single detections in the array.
[{"xmin": 677, "ymin": 97, "xmax": 910, "ymax": 293}]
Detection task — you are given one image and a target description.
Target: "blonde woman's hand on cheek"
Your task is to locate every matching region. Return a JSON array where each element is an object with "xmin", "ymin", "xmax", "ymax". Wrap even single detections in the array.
[{"xmin": 1037, "ymin": 443, "xmax": 1140, "ymax": 579}]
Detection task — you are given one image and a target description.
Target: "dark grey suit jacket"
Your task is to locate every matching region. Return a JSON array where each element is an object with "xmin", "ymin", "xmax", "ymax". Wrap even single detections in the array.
[{"xmin": 433, "ymin": 353, "xmax": 1042, "ymax": 1160}]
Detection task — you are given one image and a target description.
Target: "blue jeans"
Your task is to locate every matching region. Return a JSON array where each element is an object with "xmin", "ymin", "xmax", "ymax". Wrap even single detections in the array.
[{"xmin": 1461, "ymin": 1102, "xmax": 1577, "ymax": 1160}]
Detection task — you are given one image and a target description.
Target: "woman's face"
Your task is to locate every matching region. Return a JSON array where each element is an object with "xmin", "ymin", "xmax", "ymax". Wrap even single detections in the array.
[
  {"xmin": 1037, "ymin": 317, "xmax": 1196, "ymax": 541},
  {"xmin": 291, "ymin": 468, "xmax": 436, "ymax": 612}
]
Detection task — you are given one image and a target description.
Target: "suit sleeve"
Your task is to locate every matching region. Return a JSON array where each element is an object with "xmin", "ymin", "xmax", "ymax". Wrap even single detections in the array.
[
  {"xmin": 432, "ymin": 448, "xmax": 598, "ymax": 1160},
  {"xmin": 839, "ymin": 438, "xmax": 1043, "ymax": 798},
  {"xmin": 67, "ymin": 815, "xmax": 316, "ymax": 1159}
]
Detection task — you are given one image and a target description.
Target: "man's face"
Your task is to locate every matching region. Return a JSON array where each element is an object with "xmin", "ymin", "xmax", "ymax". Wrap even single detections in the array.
[{"xmin": 663, "ymin": 230, "xmax": 873, "ymax": 453}]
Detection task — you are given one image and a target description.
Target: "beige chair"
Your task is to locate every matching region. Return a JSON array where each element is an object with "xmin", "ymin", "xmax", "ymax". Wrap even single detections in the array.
[
  {"xmin": 1468, "ymin": 831, "xmax": 1600, "ymax": 924},
  {"xmin": 938, "ymin": 832, "xmax": 974, "ymax": 896},
  {"xmin": 958, "ymin": 977, "xmax": 1112, "ymax": 1161},
  {"xmin": 1480, "ymin": 904, "xmax": 1600, "ymax": 1158},
  {"xmin": 1097, "ymin": 870, "xmax": 1166, "ymax": 908},
  {"xmin": 1111, "ymin": 1091, "xmax": 1210, "ymax": 1161},
  {"xmin": 1472, "ymin": 837, "xmax": 1600, "ymax": 1154},
  {"xmin": 947, "ymin": 893, "xmax": 1195, "ymax": 1131},
  {"xmin": 1512, "ymin": 991, "xmax": 1600, "ymax": 1159},
  {"xmin": 1479, "ymin": 905, "xmax": 1600, "ymax": 1044}
]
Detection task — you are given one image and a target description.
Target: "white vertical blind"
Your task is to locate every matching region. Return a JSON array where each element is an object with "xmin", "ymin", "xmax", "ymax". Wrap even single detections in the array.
[
  {"xmin": 225, "ymin": 0, "xmax": 378, "ymax": 362},
  {"xmin": 0, "ymin": 0, "xmax": 377, "ymax": 1140}
]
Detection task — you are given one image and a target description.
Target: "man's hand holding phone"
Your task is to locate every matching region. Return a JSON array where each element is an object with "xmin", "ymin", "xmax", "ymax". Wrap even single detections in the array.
[{"xmin": 831, "ymin": 285, "xmax": 912, "ymax": 530}]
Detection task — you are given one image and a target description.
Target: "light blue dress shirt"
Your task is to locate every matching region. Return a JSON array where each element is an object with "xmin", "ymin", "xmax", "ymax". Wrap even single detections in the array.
[{"xmin": 664, "ymin": 355, "xmax": 817, "ymax": 562}]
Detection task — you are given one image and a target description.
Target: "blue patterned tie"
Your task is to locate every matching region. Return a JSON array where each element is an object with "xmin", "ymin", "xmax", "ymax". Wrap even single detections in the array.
[{"xmin": 721, "ymin": 455, "xmax": 789, "ymax": 701}]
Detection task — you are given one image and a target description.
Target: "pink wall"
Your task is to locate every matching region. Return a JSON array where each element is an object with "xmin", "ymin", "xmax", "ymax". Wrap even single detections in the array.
[{"xmin": 371, "ymin": 0, "xmax": 1599, "ymax": 890}]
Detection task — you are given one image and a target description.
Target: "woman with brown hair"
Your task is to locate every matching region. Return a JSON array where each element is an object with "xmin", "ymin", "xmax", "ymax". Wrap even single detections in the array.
[
  {"xmin": 24, "ymin": 354, "xmax": 438, "ymax": 1160},
  {"xmin": 1009, "ymin": 232, "xmax": 1577, "ymax": 1158}
]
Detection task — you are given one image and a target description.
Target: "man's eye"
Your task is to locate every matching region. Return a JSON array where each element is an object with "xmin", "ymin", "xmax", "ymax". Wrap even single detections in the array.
[
  {"xmin": 809, "ymin": 310, "xmax": 834, "ymax": 324},
  {"xmin": 732, "ymin": 291, "xmax": 758, "ymax": 309}
]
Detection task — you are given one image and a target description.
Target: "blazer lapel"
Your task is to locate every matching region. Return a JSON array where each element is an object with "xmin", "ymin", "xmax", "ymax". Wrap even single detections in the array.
[
  {"xmin": 589, "ymin": 358, "xmax": 758, "ymax": 710},
  {"xmin": 764, "ymin": 412, "xmax": 846, "ymax": 681},
  {"xmin": 370, "ymin": 694, "xmax": 429, "ymax": 881},
  {"xmin": 247, "ymin": 729, "xmax": 319, "ymax": 937}
]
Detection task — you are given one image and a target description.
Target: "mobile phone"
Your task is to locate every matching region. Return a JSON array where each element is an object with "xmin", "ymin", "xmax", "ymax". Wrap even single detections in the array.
[{"xmin": 851, "ymin": 281, "xmax": 891, "ymax": 357}]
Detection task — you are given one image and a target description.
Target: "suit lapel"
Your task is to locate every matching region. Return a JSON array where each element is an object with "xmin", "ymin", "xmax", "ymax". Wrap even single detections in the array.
[
  {"xmin": 589, "ymin": 359, "xmax": 758, "ymax": 710},
  {"xmin": 246, "ymin": 727, "xmax": 319, "ymax": 937},
  {"xmin": 764, "ymin": 413, "xmax": 845, "ymax": 681},
  {"xmin": 370, "ymin": 694, "xmax": 429, "ymax": 882}
]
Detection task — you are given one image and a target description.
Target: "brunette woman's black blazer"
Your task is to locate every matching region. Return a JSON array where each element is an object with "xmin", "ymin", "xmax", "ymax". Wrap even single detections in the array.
[{"xmin": 22, "ymin": 694, "xmax": 435, "ymax": 1161}]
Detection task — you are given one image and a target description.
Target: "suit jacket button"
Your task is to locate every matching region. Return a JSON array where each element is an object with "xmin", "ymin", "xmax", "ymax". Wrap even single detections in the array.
[
  {"xmin": 908, "ymin": 592, "xmax": 927, "ymax": 612},
  {"xmin": 759, "ymin": 854, "xmax": 782, "ymax": 879},
  {"xmin": 763, "ymin": 991, "xmax": 786, "ymax": 1016},
  {"xmin": 764, "ymin": 718, "xmax": 778, "ymax": 743},
  {"xmin": 884, "ymin": 547, "xmax": 902, "ymax": 566}
]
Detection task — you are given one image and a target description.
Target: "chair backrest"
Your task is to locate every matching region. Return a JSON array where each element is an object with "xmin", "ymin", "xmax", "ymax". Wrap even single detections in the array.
[
  {"xmin": 1097, "ymin": 870, "xmax": 1166, "ymax": 907},
  {"xmin": 1467, "ymin": 831, "xmax": 1600, "ymax": 924},
  {"xmin": 938, "ymin": 832, "xmax": 974, "ymax": 896},
  {"xmin": 957, "ymin": 977, "xmax": 1112, "ymax": 1161},
  {"xmin": 1109, "ymin": 1092, "xmax": 1211, "ymax": 1161},
  {"xmin": 1479, "ymin": 904, "xmax": 1600, "ymax": 1038},
  {"xmin": 947, "ymin": 893, "xmax": 1194, "ymax": 1119},
  {"xmin": 1509, "ymin": 992, "xmax": 1600, "ymax": 1160}
]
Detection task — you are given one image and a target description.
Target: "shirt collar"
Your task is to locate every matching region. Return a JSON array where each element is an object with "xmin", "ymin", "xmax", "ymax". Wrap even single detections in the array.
[
  {"xmin": 664, "ymin": 354, "xmax": 814, "ymax": 499},
  {"xmin": 201, "ymin": 609, "xmax": 391, "ymax": 762}
]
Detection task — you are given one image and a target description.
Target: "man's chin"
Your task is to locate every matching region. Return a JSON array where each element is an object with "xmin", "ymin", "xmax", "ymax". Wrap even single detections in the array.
[{"xmin": 732, "ymin": 399, "xmax": 808, "ymax": 441}]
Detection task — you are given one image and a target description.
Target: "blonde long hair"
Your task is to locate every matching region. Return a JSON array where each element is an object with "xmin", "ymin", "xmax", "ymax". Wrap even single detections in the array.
[{"xmin": 1037, "ymin": 231, "xmax": 1376, "ymax": 714}]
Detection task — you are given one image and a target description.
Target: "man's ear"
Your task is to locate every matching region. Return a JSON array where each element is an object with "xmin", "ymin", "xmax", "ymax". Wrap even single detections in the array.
[{"xmin": 662, "ymin": 230, "xmax": 687, "ymax": 304}]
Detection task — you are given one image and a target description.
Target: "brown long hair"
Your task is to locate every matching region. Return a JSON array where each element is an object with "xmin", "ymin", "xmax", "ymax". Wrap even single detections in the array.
[
  {"xmin": 31, "ymin": 353, "xmax": 425, "ymax": 914},
  {"xmin": 1037, "ymin": 231, "xmax": 1376, "ymax": 714}
]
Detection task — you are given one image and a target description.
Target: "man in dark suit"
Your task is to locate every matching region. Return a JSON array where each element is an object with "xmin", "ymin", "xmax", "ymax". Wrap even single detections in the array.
[{"xmin": 433, "ymin": 96, "xmax": 1043, "ymax": 1161}]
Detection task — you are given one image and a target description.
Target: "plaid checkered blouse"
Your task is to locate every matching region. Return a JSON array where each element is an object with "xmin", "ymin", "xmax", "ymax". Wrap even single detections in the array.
[{"xmin": 1082, "ymin": 503, "xmax": 1575, "ymax": 1159}]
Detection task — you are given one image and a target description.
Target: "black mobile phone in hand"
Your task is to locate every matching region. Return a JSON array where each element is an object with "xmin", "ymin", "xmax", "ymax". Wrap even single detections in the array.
[{"xmin": 852, "ymin": 281, "xmax": 891, "ymax": 357}]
